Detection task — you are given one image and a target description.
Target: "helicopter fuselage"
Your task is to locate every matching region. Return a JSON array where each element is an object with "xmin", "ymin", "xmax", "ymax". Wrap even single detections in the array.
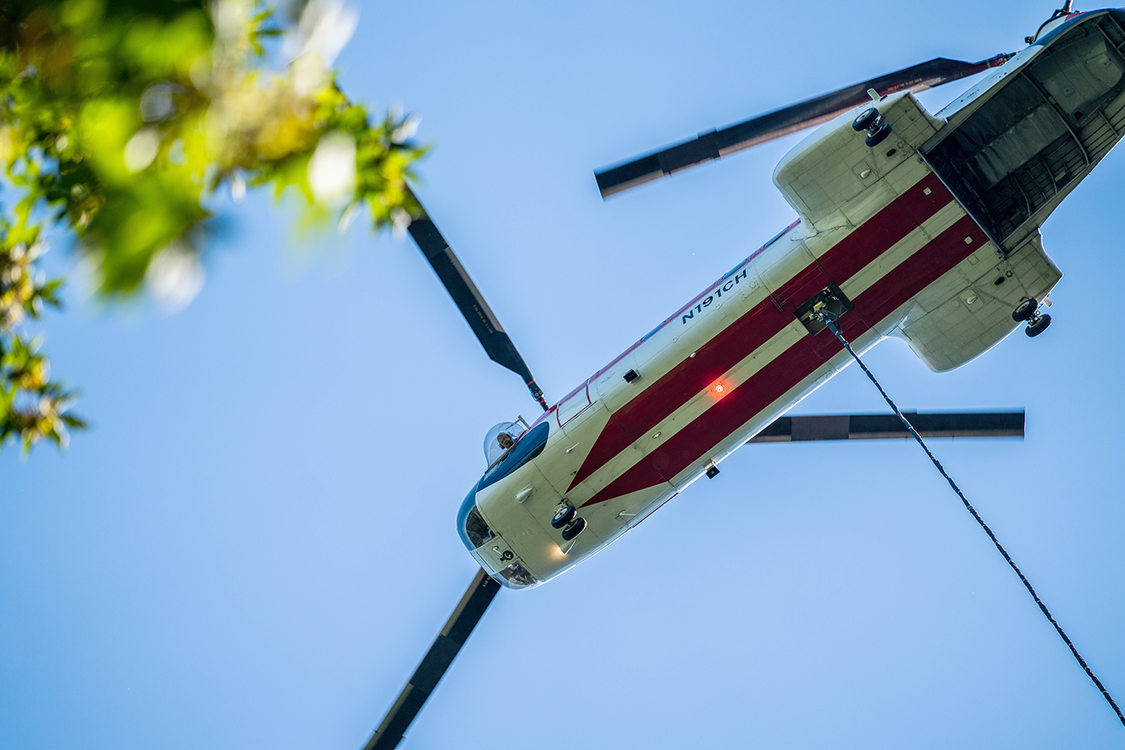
[{"xmin": 457, "ymin": 8, "xmax": 1125, "ymax": 589}]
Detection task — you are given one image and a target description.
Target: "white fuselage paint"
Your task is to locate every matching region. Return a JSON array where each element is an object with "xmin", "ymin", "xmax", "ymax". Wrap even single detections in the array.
[{"xmin": 462, "ymin": 12, "xmax": 1123, "ymax": 588}]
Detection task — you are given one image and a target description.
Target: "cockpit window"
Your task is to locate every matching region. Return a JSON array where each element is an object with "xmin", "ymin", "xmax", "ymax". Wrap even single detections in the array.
[
  {"xmin": 496, "ymin": 560, "xmax": 538, "ymax": 588},
  {"xmin": 483, "ymin": 421, "xmax": 526, "ymax": 465},
  {"xmin": 462, "ymin": 506, "xmax": 495, "ymax": 548},
  {"xmin": 477, "ymin": 421, "xmax": 550, "ymax": 491}
]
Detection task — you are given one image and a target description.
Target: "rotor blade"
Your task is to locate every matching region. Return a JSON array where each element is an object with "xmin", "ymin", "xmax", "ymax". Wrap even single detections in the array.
[
  {"xmin": 405, "ymin": 188, "xmax": 548, "ymax": 410},
  {"xmin": 747, "ymin": 411, "xmax": 1024, "ymax": 443},
  {"xmin": 595, "ymin": 53, "xmax": 1012, "ymax": 198},
  {"xmin": 364, "ymin": 569, "xmax": 501, "ymax": 750}
]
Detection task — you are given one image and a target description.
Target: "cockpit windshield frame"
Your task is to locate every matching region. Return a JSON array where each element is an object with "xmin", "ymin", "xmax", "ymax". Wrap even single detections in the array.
[
  {"xmin": 482, "ymin": 419, "xmax": 530, "ymax": 465},
  {"xmin": 476, "ymin": 421, "xmax": 550, "ymax": 491}
]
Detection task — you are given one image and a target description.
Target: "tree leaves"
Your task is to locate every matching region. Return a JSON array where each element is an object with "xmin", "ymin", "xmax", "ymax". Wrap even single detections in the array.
[{"xmin": 0, "ymin": 0, "xmax": 422, "ymax": 455}]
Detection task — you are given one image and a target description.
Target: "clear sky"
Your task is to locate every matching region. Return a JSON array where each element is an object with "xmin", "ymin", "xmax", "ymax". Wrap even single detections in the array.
[{"xmin": 4, "ymin": 2, "xmax": 1125, "ymax": 749}]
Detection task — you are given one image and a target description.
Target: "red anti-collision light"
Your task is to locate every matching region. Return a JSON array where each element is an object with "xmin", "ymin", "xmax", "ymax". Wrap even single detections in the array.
[{"xmin": 708, "ymin": 378, "xmax": 732, "ymax": 399}]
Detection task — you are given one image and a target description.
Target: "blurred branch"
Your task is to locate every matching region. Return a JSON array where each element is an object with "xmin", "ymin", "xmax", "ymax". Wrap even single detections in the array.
[{"xmin": 0, "ymin": 0, "xmax": 423, "ymax": 455}]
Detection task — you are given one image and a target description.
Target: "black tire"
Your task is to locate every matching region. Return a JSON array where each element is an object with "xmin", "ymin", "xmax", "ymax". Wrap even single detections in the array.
[
  {"xmin": 1012, "ymin": 297, "xmax": 1038, "ymax": 322},
  {"xmin": 853, "ymin": 108, "xmax": 879, "ymax": 132},
  {"xmin": 865, "ymin": 122, "xmax": 892, "ymax": 147},
  {"xmin": 1025, "ymin": 313, "xmax": 1052, "ymax": 337},
  {"xmin": 550, "ymin": 504, "xmax": 576, "ymax": 529},
  {"xmin": 560, "ymin": 517, "xmax": 587, "ymax": 541}
]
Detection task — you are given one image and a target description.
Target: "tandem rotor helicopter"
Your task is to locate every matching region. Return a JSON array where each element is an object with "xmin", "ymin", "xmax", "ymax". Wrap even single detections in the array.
[{"xmin": 360, "ymin": 4, "xmax": 1125, "ymax": 748}]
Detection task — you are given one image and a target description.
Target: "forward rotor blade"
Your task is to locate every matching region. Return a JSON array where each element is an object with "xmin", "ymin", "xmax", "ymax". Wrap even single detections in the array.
[
  {"xmin": 406, "ymin": 188, "xmax": 548, "ymax": 410},
  {"xmin": 364, "ymin": 569, "xmax": 501, "ymax": 750},
  {"xmin": 595, "ymin": 54, "xmax": 1012, "ymax": 198},
  {"xmin": 747, "ymin": 411, "xmax": 1024, "ymax": 443}
]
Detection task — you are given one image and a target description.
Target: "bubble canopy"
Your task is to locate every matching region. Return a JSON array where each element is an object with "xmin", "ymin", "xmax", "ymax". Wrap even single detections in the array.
[
  {"xmin": 456, "ymin": 420, "xmax": 552, "ymax": 589},
  {"xmin": 482, "ymin": 421, "xmax": 526, "ymax": 465}
]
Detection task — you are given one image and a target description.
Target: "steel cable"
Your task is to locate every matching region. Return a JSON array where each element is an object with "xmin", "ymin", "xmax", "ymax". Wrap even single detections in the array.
[{"xmin": 818, "ymin": 311, "xmax": 1125, "ymax": 729}]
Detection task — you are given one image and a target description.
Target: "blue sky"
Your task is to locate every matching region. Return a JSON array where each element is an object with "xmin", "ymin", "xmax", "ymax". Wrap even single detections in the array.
[{"xmin": 4, "ymin": 1, "xmax": 1125, "ymax": 748}]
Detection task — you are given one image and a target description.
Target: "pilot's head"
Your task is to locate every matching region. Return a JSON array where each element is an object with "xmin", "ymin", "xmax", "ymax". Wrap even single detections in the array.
[{"xmin": 497, "ymin": 432, "xmax": 514, "ymax": 449}]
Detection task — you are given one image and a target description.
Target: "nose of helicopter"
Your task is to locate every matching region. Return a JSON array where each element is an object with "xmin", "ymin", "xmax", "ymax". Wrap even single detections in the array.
[{"xmin": 456, "ymin": 488, "xmax": 540, "ymax": 588}]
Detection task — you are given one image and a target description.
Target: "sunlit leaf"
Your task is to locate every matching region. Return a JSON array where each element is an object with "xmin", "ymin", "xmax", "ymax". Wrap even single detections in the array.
[{"xmin": 0, "ymin": 0, "xmax": 423, "ymax": 455}]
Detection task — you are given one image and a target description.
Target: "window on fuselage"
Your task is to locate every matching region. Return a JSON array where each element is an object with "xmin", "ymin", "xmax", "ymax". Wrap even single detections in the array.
[
  {"xmin": 463, "ymin": 505, "xmax": 495, "ymax": 548},
  {"xmin": 483, "ymin": 421, "xmax": 526, "ymax": 466},
  {"xmin": 497, "ymin": 560, "xmax": 538, "ymax": 588},
  {"xmin": 477, "ymin": 421, "xmax": 550, "ymax": 491}
]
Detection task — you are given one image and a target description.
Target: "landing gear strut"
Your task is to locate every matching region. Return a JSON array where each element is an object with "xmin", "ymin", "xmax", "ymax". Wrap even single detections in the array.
[
  {"xmin": 561, "ymin": 517, "xmax": 587, "ymax": 541},
  {"xmin": 853, "ymin": 107, "xmax": 892, "ymax": 147},
  {"xmin": 1025, "ymin": 313, "xmax": 1052, "ymax": 338},
  {"xmin": 551, "ymin": 502, "xmax": 587, "ymax": 541},
  {"xmin": 550, "ymin": 504, "xmax": 576, "ymax": 529},
  {"xmin": 1012, "ymin": 297, "xmax": 1052, "ymax": 337},
  {"xmin": 1012, "ymin": 297, "xmax": 1038, "ymax": 322}
]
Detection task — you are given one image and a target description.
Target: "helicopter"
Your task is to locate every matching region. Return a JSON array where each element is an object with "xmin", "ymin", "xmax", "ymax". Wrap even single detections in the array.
[{"xmin": 361, "ymin": 5, "xmax": 1125, "ymax": 749}]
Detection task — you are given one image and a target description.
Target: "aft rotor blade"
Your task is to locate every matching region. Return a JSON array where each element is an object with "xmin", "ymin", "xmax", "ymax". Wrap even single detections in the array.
[
  {"xmin": 747, "ymin": 411, "xmax": 1024, "ymax": 443},
  {"xmin": 406, "ymin": 188, "xmax": 548, "ymax": 410},
  {"xmin": 364, "ymin": 569, "xmax": 501, "ymax": 750},
  {"xmin": 595, "ymin": 54, "xmax": 1012, "ymax": 198}
]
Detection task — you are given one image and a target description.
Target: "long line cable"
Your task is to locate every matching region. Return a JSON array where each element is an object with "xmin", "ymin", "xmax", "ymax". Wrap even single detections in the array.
[{"xmin": 817, "ymin": 311, "xmax": 1125, "ymax": 728}]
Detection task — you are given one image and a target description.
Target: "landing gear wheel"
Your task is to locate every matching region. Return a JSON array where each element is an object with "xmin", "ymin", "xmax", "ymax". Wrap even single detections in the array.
[
  {"xmin": 561, "ymin": 517, "xmax": 587, "ymax": 541},
  {"xmin": 550, "ymin": 504, "xmax": 576, "ymax": 529},
  {"xmin": 865, "ymin": 122, "xmax": 892, "ymax": 147},
  {"xmin": 1012, "ymin": 297, "xmax": 1039, "ymax": 322},
  {"xmin": 1025, "ymin": 313, "xmax": 1052, "ymax": 337},
  {"xmin": 853, "ymin": 107, "xmax": 880, "ymax": 132}
]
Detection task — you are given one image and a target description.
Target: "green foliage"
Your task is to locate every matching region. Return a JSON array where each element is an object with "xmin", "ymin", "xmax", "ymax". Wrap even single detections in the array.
[{"xmin": 0, "ymin": 0, "xmax": 423, "ymax": 455}]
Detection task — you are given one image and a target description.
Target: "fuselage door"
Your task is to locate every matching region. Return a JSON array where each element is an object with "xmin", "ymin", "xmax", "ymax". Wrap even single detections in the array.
[{"xmin": 556, "ymin": 382, "xmax": 592, "ymax": 427}]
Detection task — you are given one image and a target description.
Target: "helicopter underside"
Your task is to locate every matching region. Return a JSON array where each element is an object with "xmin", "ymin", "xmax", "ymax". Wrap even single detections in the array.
[{"xmin": 924, "ymin": 9, "xmax": 1125, "ymax": 254}]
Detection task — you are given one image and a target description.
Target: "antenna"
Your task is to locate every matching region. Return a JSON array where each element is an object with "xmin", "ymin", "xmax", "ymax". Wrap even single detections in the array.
[{"xmin": 1027, "ymin": 3, "xmax": 1077, "ymax": 43}]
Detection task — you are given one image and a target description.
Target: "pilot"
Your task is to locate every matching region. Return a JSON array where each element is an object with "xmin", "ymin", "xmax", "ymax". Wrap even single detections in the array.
[{"xmin": 497, "ymin": 432, "xmax": 515, "ymax": 450}]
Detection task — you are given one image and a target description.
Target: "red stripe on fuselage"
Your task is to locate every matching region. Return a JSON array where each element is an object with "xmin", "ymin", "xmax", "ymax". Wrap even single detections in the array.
[
  {"xmin": 582, "ymin": 213, "xmax": 985, "ymax": 506},
  {"xmin": 568, "ymin": 172, "xmax": 951, "ymax": 492}
]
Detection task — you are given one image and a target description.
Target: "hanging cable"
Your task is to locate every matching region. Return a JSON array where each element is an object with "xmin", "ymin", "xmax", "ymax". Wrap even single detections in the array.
[{"xmin": 815, "ymin": 309, "xmax": 1125, "ymax": 729}]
